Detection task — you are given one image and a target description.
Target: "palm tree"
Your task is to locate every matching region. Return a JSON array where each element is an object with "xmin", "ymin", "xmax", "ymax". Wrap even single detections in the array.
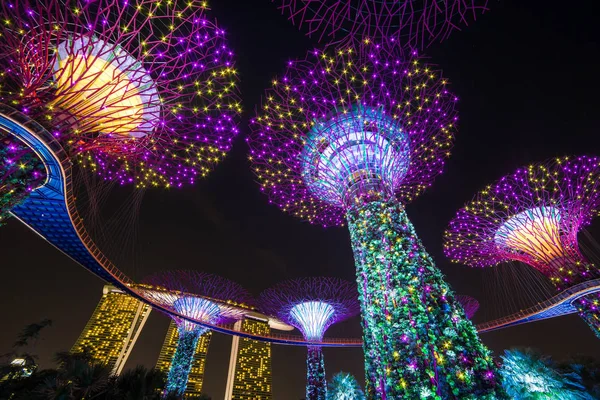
[
  {"xmin": 559, "ymin": 356, "xmax": 600, "ymax": 398},
  {"xmin": 47, "ymin": 351, "xmax": 111, "ymax": 399},
  {"xmin": 326, "ymin": 372, "xmax": 365, "ymax": 400},
  {"xmin": 13, "ymin": 319, "xmax": 53, "ymax": 348},
  {"xmin": 105, "ymin": 365, "xmax": 166, "ymax": 400},
  {"xmin": 500, "ymin": 348, "xmax": 593, "ymax": 399}
]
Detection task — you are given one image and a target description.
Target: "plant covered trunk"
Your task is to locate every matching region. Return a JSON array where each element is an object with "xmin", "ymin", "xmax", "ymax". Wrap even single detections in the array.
[
  {"xmin": 346, "ymin": 198, "xmax": 506, "ymax": 399},
  {"xmin": 164, "ymin": 329, "xmax": 202, "ymax": 398},
  {"xmin": 306, "ymin": 345, "xmax": 326, "ymax": 400}
]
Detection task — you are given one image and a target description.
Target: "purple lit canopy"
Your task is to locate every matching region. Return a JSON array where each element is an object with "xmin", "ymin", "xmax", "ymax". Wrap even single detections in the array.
[
  {"xmin": 259, "ymin": 277, "xmax": 359, "ymax": 341},
  {"xmin": 456, "ymin": 295, "xmax": 480, "ymax": 320},
  {"xmin": 0, "ymin": 0, "xmax": 241, "ymax": 188},
  {"xmin": 248, "ymin": 40, "xmax": 458, "ymax": 226},
  {"xmin": 275, "ymin": 0, "xmax": 490, "ymax": 48},
  {"xmin": 140, "ymin": 270, "xmax": 254, "ymax": 332},
  {"xmin": 444, "ymin": 155, "xmax": 600, "ymax": 287}
]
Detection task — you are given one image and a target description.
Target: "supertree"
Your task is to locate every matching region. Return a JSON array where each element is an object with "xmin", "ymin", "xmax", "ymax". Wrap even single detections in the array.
[
  {"xmin": 274, "ymin": 0, "xmax": 489, "ymax": 48},
  {"xmin": 259, "ymin": 277, "xmax": 359, "ymax": 400},
  {"xmin": 444, "ymin": 155, "xmax": 600, "ymax": 339},
  {"xmin": 141, "ymin": 271, "xmax": 253, "ymax": 398},
  {"xmin": 0, "ymin": 134, "xmax": 45, "ymax": 225},
  {"xmin": 248, "ymin": 39, "xmax": 505, "ymax": 399},
  {"xmin": 457, "ymin": 295, "xmax": 480, "ymax": 320},
  {"xmin": 0, "ymin": 0, "xmax": 240, "ymax": 220}
]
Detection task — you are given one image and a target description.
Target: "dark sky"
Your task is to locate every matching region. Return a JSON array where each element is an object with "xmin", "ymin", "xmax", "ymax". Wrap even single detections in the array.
[{"xmin": 2, "ymin": 0, "xmax": 600, "ymax": 399}]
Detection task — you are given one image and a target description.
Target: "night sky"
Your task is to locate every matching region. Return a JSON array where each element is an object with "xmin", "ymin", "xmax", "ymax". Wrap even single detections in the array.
[{"xmin": 1, "ymin": 0, "xmax": 600, "ymax": 399}]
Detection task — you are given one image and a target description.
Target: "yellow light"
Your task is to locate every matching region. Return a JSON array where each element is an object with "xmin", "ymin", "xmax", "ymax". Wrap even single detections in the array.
[
  {"xmin": 495, "ymin": 206, "xmax": 565, "ymax": 263},
  {"xmin": 49, "ymin": 37, "xmax": 159, "ymax": 139}
]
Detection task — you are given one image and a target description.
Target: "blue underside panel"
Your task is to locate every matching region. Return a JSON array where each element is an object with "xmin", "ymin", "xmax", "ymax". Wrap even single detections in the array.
[
  {"xmin": 2, "ymin": 109, "xmax": 598, "ymax": 341},
  {"xmin": 0, "ymin": 110, "xmax": 120, "ymax": 285}
]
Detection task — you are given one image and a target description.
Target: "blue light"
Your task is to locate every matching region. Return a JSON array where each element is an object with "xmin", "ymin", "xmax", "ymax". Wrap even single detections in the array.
[
  {"xmin": 300, "ymin": 105, "xmax": 410, "ymax": 207},
  {"xmin": 290, "ymin": 301, "xmax": 335, "ymax": 341},
  {"xmin": 173, "ymin": 296, "xmax": 220, "ymax": 332},
  {"xmin": 164, "ymin": 329, "xmax": 202, "ymax": 397}
]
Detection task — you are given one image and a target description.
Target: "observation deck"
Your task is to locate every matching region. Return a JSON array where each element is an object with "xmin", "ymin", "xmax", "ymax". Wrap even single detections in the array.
[{"xmin": 3, "ymin": 105, "xmax": 597, "ymax": 346}]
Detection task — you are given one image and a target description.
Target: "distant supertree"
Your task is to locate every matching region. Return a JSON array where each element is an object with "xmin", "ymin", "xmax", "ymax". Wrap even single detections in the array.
[
  {"xmin": 274, "ymin": 0, "xmax": 489, "ymax": 48},
  {"xmin": 445, "ymin": 156, "xmax": 600, "ymax": 338},
  {"xmin": 326, "ymin": 372, "xmax": 365, "ymax": 400},
  {"xmin": 0, "ymin": 134, "xmax": 45, "ymax": 225},
  {"xmin": 457, "ymin": 295, "xmax": 480, "ymax": 320},
  {"xmin": 142, "ymin": 271, "xmax": 253, "ymax": 398},
  {"xmin": 260, "ymin": 277, "xmax": 359, "ymax": 400},
  {"xmin": 249, "ymin": 39, "xmax": 504, "ymax": 398},
  {"xmin": 0, "ymin": 0, "xmax": 240, "ymax": 213}
]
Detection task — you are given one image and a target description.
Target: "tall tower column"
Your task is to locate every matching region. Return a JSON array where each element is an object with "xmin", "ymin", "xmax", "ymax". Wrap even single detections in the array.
[
  {"xmin": 224, "ymin": 318, "xmax": 272, "ymax": 400},
  {"xmin": 347, "ymin": 200, "xmax": 501, "ymax": 399},
  {"xmin": 71, "ymin": 285, "xmax": 151, "ymax": 374},
  {"xmin": 155, "ymin": 321, "xmax": 212, "ymax": 398}
]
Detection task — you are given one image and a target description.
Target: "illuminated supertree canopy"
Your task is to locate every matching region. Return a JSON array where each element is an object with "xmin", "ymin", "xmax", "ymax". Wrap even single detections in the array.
[
  {"xmin": 260, "ymin": 277, "xmax": 359, "ymax": 400},
  {"xmin": 0, "ymin": 134, "xmax": 45, "ymax": 225},
  {"xmin": 457, "ymin": 295, "xmax": 480, "ymax": 320},
  {"xmin": 0, "ymin": 0, "xmax": 241, "ymax": 190},
  {"xmin": 249, "ymin": 40, "xmax": 505, "ymax": 398},
  {"xmin": 274, "ymin": 0, "xmax": 489, "ymax": 48},
  {"xmin": 142, "ymin": 270, "xmax": 253, "ymax": 397},
  {"xmin": 445, "ymin": 155, "xmax": 600, "ymax": 338}
]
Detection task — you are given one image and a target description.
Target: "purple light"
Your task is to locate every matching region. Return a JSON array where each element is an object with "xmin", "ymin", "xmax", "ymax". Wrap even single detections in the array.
[
  {"xmin": 273, "ymin": 1, "xmax": 488, "ymax": 48},
  {"xmin": 140, "ymin": 270, "xmax": 254, "ymax": 329},
  {"xmin": 0, "ymin": 0, "xmax": 241, "ymax": 188},
  {"xmin": 248, "ymin": 42, "xmax": 457, "ymax": 226},
  {"xmin": 444, "ymin": 156, "xmax": 600, "ymax": 282},
  {"xmin": 259, "ymin": 277, "xmax": 359, "ymax": 341},
  {"xmin": 290, "ymin": 301, "xmax": 335, "ymax": 341}
]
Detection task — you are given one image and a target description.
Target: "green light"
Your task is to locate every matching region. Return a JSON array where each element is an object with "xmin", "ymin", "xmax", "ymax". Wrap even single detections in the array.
[{"xmin": 347, "ymin": 198, "xmax": 506, "ymax": 398}]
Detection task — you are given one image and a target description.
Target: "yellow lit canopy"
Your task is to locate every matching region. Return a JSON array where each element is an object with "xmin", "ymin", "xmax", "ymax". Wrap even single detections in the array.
[
  {"xmin": 50, "ymin": 36, "xmax": 160, "ymax": 139},
  {"xmin": 495, "ymin": 206, "xmax": 565, "ymax": 264}
]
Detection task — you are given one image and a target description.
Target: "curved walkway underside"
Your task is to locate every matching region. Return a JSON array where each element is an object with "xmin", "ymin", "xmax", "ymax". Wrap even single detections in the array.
[
  {"xmin": 0, "ymin": 108, "xmax": 360, "ymax": 348},
  {"xmin": 3, "ymin": 107, "xmax": 599, "ymax": 346}
]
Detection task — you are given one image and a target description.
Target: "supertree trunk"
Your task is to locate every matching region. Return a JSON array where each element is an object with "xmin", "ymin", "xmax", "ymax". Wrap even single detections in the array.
[
  {"xmin": 164, "ymin": 329, "xmax": 202, "ymax": 398},
  {"xmin": 306, "ymin": 346, "xmax": 326, "ymax": 400},
  {"xmin": 346, "ymin": 198, "xmax": 505, "ymax": 399}
]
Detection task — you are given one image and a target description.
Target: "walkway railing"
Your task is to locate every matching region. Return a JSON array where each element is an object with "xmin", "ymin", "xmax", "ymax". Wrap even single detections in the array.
[
  {"xmin": 5, "ymin": 106, "xmax": 600, "ymax": 344},
  {"xmin": 2, "ymin": 107, "xmax": 361, "ymax": 347},
  {"xmin": 476, "ymin": 278, "xmax": 600, "ymax": 332}
]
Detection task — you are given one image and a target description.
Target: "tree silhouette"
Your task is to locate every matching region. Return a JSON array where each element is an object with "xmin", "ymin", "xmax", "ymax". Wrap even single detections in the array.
[
  {"xmin": 500, "ymin": 348, "xmax": 593, "ymax": 399},
  {"xmin": 326, "ymin": 372, "xmax": 365, "ymax": 400}
]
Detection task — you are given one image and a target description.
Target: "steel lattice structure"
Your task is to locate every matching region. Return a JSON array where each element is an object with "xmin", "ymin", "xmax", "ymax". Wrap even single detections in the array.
[
  {"xmin": 142, "ymin": 270, "xmax": 253, "ymax": 397},
  {"xmin": 275, "ymin": 0, "xmax": 489, "ymax": 48},
  {"xmin": 0, "ymin": 133, "xmax": 45, "ymax": 225},
  {"xmin": 260, "ymin": 277, "xmax": 359, "ymax": 400},
  {"xmin": 445, "ymin": 155, "xmax": 600, "ymax": 338},
  {"xmin": 457, "ymin": 295, "xmax": 480, "ymax": 320},
  {"xmin": 249, "ymin": 43, "xmax": 456, "ymax": 227},
  {"xmin": 249, "ymin": 40, "xmax": 505, "ymax": 398},
  {"xmin": 0, "ymin": 0, "xmax": 241, "ymax": 190}
]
